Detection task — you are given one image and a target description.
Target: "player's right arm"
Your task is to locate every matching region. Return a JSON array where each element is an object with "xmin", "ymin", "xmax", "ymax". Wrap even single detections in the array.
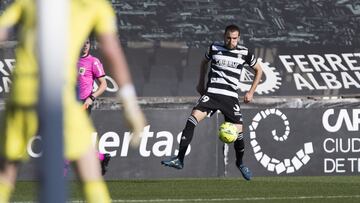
[
  {"xmin": 196, "ymin": 58, "xmax": 209, "ymax": 95},
  {"xmin": 0, "ymin": 0, "xmax": 23, "ymax": 41},
  {"xmin": 196, "ymin": 45, "xmax": 212, "ymax": 95}
]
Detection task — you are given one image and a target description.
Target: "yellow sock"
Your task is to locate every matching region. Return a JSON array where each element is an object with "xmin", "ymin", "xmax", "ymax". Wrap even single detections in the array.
[
  {"xmin": 83, "ymin": 180, "xmax": 111, "ymax": 203},
  {"xmin": 0, "ymin": 181, "xmax": 13, "ymax": 203}
]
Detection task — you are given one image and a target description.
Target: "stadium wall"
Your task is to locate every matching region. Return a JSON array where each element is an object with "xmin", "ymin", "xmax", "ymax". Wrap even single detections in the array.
[{"xmin": 2, "ymin": 97, "xmax": 360, "ymax": 180}]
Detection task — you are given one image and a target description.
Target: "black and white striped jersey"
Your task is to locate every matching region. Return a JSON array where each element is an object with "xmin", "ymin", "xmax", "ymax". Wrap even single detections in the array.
[{"xmin": 205, "ymin": 42, "xmax": 257, "ymax": 98}]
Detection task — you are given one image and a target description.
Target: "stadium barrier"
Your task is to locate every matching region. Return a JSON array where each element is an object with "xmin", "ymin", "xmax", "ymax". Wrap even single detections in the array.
[{"xmin": 2, "ymin": 97, "xmax": 360, "ymax": 180}]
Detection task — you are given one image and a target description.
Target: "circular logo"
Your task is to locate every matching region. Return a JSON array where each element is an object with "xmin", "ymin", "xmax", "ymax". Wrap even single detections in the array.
[
  {"xmin": 249, "ymin": 109, "xmax": 314, "ymax": 174},
  {"xmin": 239, "ymin": 58, "xmax": 282, "ymax": 94}
]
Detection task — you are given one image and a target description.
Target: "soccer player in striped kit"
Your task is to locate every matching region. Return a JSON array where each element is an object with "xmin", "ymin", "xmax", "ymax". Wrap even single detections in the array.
[{"xmin": 161, "ymin": 24, "xmax": 263, "ymax": 181}]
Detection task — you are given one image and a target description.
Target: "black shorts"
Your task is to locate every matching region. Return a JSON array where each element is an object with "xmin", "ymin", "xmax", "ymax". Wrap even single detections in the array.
[{"xmin": 193, "ymin": 93, "xmax": 243, "ymax": 124}]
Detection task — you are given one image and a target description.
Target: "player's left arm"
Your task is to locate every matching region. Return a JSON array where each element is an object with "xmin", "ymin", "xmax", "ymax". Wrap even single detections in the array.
[
  {"xmin": 94, "ymin": 1, "xmax": 146, "ymax": 147},
  {"xmin": 83, "ymin": 76, "xmax": 107, "ymax": 108},
  {"xmin": 92, "ymin": 76, "xmax": 107, "ymax": 98},
  {"xmin": 98, "ymin": 33, "xmax": 146, "ymax": 147},
  {"xmin": 244, "ymin": 61, "xmax": 262, "ymax": 103},
  {"xmin": 91, "ymin": 58, "xmax": 108, "ymax": 99}
]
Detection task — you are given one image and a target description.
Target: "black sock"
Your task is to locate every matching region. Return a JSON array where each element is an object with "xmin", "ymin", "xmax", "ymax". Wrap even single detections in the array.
[
  {"xmin": 177, "ymin": 115, "xmax": 198, "ymax": 162},
  {"xmin": 234, "ymin": 132, "xmax": 244, "ymax": 167}
]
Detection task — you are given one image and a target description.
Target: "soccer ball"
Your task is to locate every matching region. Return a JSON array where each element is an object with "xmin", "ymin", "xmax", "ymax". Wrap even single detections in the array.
[{"xmin": 218, "ymin": 122, "xmax": 238, "ymax": 144}]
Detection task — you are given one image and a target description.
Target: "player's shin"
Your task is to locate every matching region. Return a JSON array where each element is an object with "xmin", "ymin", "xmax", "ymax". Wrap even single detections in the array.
[
  {"xmin": 234, "ymin": 132, "xmax": 244, "ymax": 167},
  {"xmin": 83, "ymin": 180, "xmax": 111, "ymax": 203},
  {"xmin": 177, "ymin": 115, "xmax": 198, "ymax": 162},
  {"xmin": 0, "ymin": 180, "xmax": 13, "ymax": 203}
]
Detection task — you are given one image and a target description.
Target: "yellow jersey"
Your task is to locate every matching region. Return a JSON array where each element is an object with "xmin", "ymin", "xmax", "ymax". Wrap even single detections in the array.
[
  {"xmin": 0, "ymin": 0, "xmax": 116, "ymax": 106},
  {"xmin": 0, "ymin": 0, "xmax": 117, "ymax": 160}
]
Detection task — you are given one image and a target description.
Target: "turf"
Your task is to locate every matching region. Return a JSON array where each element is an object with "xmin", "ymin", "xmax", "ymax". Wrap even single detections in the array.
[{"xmin": 11, "ymin": 176, "xmax": 360, "ymax": 203}]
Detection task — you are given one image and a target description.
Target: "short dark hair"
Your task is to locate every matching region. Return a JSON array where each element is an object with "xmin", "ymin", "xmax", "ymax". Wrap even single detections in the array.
[{"xmin": 224, "ymin": 24, "xmax": 240, "ymax": 35}]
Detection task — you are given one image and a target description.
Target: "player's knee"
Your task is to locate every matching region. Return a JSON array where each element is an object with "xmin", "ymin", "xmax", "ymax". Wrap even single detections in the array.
[
  {"xmin": 186, "ymin": 115, "xmax": 198, "ymax": 128},
  {"xmin": 191, "ymin": 110, "xmax": 207, "ymax": 122},
  {"xmin": 0, "ymin": 158, "xmax": 18, "ymax": 171},
  {"xmin": 237, "ymin": 132, "xmax": 244, "ymax": 140},
  {"xmin": 180, "ymin": 116, "xmax": 198, "ymax": 147}
]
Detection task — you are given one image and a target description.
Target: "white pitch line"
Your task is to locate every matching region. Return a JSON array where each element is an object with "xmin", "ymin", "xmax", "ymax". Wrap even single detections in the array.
[
  {"xmin": 11, "ymin": 195, "xmax": 360, "ymax": 203},
  {"xmin": 108, "ymin": 195, "xmax": 360, "ymax": 202}
]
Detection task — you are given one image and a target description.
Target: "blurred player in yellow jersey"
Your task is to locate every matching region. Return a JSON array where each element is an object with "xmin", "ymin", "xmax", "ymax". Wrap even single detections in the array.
[{"xmin": 0, "ymin": 0, "xmax": 146, "ymax": 202}]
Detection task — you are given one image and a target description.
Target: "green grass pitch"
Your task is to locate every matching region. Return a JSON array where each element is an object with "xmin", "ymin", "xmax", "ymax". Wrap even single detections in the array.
[{"xmin": 11, "ymin": 176, "xmax": 360, "ymax": 203}]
